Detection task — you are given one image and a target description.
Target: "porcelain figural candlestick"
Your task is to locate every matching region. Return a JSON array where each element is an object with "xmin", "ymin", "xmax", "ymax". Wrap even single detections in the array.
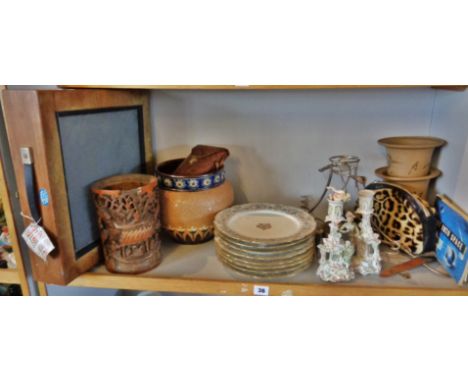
[
  {"xmin": 317, "ymin": 188, "xmax": 355, "ymax": 282},
  {"xmin": 354, "ymin": 190, "xmax": 381, "ymax": 275}
]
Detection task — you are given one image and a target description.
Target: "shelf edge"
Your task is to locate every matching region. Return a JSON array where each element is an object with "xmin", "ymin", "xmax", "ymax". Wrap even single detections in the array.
[
  {"xmin": 0, "ymin": 268, "xmax": 21, "ymax": 284},
  {"xmin": 68, "ymin": 273, "xmax": 468, "ymax": 296}
]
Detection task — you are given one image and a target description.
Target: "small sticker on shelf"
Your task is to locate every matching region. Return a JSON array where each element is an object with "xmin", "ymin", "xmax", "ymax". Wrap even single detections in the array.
[
  {"xmin": 39, "ymin": 188, "xmax": 49, "ymax": 206},
  {"xmin": 253, "ymin": 285, "xmax": 269, "ymax": 296},
  {"xmin": 22, "ymin": 223, "xmax": 54, "ymax": 262}
]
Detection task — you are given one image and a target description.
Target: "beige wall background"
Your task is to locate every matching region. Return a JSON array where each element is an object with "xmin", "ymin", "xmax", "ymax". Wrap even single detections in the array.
[
  {"xmin": 151, "ymin": 88, "xmax": 468, "ymax": 215},
  {"xmin": 430, "ymin": 89, "xmax": 468, "ymax": 208}
]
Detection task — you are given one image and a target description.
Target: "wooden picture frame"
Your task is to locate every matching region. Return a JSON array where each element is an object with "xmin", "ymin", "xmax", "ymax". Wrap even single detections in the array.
[{"xmin": 1, "ymin": 89, "xmax": 153, "ymax": 285}]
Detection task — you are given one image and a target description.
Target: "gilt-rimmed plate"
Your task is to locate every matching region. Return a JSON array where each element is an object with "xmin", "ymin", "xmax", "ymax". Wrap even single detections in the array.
[
  {"xmin": 214, "ymin": 228, "xmax": 314, "ymax": 251},
  {"xmin": 216, "ymin": 242, "xmax": 314, "ymax": 270},
  {"xmin": 214, "ymin": 236, "xmax": 314, "ymax": 260},
  {"xmin": 216, "ymin": 247, "xmax": 313, "ymax": 279},
  {"xmin": 214, "ymin": 203, "xmax": 316, "ymax": 246},
  {"xmin": 218, "ymin": 254, "xmax": 313, "ymax": 275}
]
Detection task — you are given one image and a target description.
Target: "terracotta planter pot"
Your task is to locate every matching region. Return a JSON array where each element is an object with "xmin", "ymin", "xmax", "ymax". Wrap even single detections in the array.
[
  {"xmin": 91, "ymin": 174, "xmax": 161, "ymax": 274},
  {"xmin": 375, "ymin": 167, "xmax": 441, "ymax": 199},
  {"xmin": 378, "ymin": 136, "xmax": 446, "ymax": 177},
  {"xmin": 157, "ymin": 159, "xmax": 234, "ymax": 244}
]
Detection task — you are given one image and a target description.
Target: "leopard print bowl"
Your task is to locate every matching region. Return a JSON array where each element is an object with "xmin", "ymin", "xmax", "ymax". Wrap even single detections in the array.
[{"xmin": 366, "ymin": 182, "xmax": 436, "ymax": 255}]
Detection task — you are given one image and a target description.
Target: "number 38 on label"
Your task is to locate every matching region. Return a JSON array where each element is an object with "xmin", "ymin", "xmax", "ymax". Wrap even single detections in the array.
[{"xmin": 253, "ymin": 285, "xmax": 270, "ymax": 296}]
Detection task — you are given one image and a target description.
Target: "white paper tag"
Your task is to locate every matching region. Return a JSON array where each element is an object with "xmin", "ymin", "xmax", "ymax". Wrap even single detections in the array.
[
  {"xmin": 253, "ymin": 285, "xmax": 270, "ymax": 296},
  {"xmin": 22, "ymin": 223, "xmax": 55, "ymax": 262}
]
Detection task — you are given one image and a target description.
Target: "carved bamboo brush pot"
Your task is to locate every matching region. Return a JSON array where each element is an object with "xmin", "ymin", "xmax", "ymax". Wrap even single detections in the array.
[{"xmin": 91, "ymin": 174, "xmax": 162, "ymax": 274}]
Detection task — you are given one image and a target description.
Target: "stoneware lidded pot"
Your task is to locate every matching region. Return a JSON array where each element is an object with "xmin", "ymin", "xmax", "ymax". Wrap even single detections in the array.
[
  {"xmin": 378, "ymin": 136, "xmax": 446, "ymax": 177},
  {"xmin": 157, "ymin": 158, "xmax": 234, "ymax": 244},
  {"xmin": 91, "ymin": 174, "xmax": 162, "ymax": 274}
]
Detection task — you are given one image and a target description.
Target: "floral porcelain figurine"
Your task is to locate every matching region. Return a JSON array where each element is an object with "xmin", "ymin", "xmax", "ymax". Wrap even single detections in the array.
[
  {"xmin": 354, "ymin": 190, "xmax": 381, "ymax": 275},
  {"xmin": 340, "ymin": 211, "xmax": 359, "ymax": 241},
  {"xmin": 317, "ymin": 188, "xmax": 355, "ymax": 282}
]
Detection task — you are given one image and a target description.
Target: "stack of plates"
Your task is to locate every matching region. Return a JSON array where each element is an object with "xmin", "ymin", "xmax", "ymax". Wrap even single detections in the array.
[{"xmin": 214, "ymin": 203, "xmax": 317, "ymax": 278}]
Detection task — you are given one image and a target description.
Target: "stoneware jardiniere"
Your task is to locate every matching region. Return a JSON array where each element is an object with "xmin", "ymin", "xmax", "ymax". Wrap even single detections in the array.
[
  {"xmin": 378, "ymin": 136, "xmax": 446, "ymax": 177},
  {"xmin": 156, "ymin": 158, "xmax": 234, "ymax": 244}
]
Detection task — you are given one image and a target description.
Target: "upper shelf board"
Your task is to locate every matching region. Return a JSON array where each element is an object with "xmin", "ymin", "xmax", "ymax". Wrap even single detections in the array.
[{"xmin": 60, "ymin": 85, "xmax": 467, "ymax": 91}]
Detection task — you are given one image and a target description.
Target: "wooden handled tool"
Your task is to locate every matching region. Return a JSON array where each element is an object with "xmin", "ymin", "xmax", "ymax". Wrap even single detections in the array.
[{"xmin": 380, "ymin": 256, "xmax": 437, "ymax": 278}]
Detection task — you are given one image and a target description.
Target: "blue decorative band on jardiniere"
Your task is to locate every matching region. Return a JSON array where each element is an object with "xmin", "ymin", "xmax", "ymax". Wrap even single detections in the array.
[{"xmin": 156, "ymin": 158, "xmax": 226, "ymax": 192}]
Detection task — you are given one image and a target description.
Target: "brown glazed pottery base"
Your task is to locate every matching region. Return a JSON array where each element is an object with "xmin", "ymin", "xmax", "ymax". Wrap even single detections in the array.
[
  {"xmin": 160, "ymin": 181, "xmax": 234, "ymax": 244},
  {"xmin": 164, "ymin": 229, "xmax": 214, "ymax": 245}
]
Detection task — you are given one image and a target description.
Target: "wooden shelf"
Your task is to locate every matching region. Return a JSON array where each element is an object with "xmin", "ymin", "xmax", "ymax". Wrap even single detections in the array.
[
  {"xmin": 60, "ymin": 85, "xmax": 467, "ymax": 91},
  {"xmin": 0, "ymin": 268, "xmax": 20, "ymax": 284},
  {"xmin": 69, "ymin": 240, "xmax": 468, "ymax": 296},
  {"xmin": 0, "ymin": 105, "xmax": 31, "ymax": 295}
]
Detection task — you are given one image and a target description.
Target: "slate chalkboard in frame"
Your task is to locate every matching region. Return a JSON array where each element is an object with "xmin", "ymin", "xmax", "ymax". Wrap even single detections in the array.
[{"xmin": 1, "ymin": 89, "xmax": 153, "ymax": 285}]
